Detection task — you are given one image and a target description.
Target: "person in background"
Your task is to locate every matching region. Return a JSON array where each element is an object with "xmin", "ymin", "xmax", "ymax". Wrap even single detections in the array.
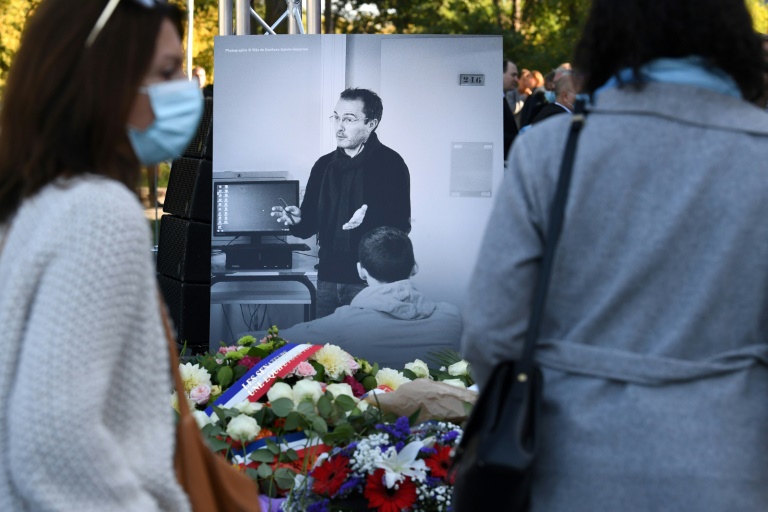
[
  {"xmin": 192, "ymin": 64, "xmax": 213, "ymax": 98},
  {"xmin": 0, "ymin": 0, "xmax": 202, "ymax": 510},
  {"xmin": 462, "ymin": 0, "xmax": 768, "ymax": 510},
  {"xmin": 504, "ymin": 58, "xmax": 523, "ymax": 118},
  {"xmin": 530, "ymin": 71, "xmax": 576, "ymax": 124},
  {"xmin": 271, "ymin": 88, "xmax": 411, "ymax": 318},
  {"xmin": 503, "ymin": 58, "xmax": 520, "ymax": 158},
  {"xmin": 267, "ymin": 226, "xmax": 462, "ymax": 370}
]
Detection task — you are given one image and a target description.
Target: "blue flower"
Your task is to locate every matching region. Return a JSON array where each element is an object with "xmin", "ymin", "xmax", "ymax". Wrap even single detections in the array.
[{"xmin": 307, "ymin": 498, "xmax": 330, "ymax": 512}]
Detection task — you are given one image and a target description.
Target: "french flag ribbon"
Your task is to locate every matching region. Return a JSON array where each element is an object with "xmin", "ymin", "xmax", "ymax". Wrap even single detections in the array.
[
  {"xmin": 206, "ymin": 343, "xmax": 322, "ymax": 414},
  {"xmin": 231, "ymin": 431, "xmax": 330, "ymax": 462}
]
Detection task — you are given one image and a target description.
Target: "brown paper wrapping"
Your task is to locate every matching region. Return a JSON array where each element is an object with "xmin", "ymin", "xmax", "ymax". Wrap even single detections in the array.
[{"xmin": 365, "ymin": 378, "xmax": 478, "ymax": 425}]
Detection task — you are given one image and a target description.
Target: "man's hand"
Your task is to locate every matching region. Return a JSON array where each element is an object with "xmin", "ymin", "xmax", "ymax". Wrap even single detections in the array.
[
  {"xmin": 271, "ymin": 205, "xmax": 302, "ymax": 226},
  {"xmin": 342, "ymin": 204, "xmax": 368, "ymax": 230}
]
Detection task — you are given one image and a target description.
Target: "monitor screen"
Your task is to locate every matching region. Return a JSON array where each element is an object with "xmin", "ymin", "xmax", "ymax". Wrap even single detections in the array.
[{"xmin": 213, "ymin": 179, "xmax": 300, "ymax": 238}]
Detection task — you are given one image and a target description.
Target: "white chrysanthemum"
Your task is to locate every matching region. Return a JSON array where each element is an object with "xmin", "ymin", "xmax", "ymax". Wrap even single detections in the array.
[
  {"xmin": 266, "ymin": 382, "xmax": 294, "ymax": 403},
  {"xmin": 178, "ymin": 363, "xmax": 213, "ymax": 393},
  {"xmin": 234, "ymin": 400, "xmax": 263, "ymax": 415},
  {"xmin": 226, "ymin": 414, "xmax": 261, "ymax": 442},
  {"xmin": 375, "ymin": 368, "xmax": 410, "ymax": 391},
  {"xmin": 170, "ymin": 391, "xmax": 197, "ymax": 413},
  {"xmin": 293, "ymin": 379, "xmax": 324, "ymax": 404},
  {"xmin": 312, "ymin": 344, "xmax": 354, "ymax": 380},
  {"xmin": 404, "ymin": 359, "xmax": 430, "ymax": 379},
  {"xmin": 447, "ymin": 360, "xmax": 470, "ymax": 377}
]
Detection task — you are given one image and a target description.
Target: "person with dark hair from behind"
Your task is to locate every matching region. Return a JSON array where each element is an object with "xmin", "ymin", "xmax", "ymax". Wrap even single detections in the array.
[
  {"xmin": 271, "ymin": 226, "xmax": 462, "ymax": 370},
  {"xmin": 530, "ymin": 71, "xmax": 576, "ymax": 124},
  {"xmin": 272, "ymin": 88, "xmax": 411, "ymax": 318},
  {"xmin": 0, "ymin": 0, "xmax": 200, "ymax": 509},
  {"xmin": 462, "ymin": 0, "xmax": 768, "ymax": 510}
]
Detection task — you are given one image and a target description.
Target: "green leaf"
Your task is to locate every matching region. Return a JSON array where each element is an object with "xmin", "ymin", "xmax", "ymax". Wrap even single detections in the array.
[
  {"xmin": 250, "ymin": 449, "xmax": 277, "ymax": 463},
  {"xmin": 310, "ymin": 416, "xmax": 328, "ymax": 434},
  {"xmin": 233, "ymin": 365, "xmax": 248, "ymax": 381},
  {"xmin": 334, "ymin": 394, "xmax": 357, "ymax": 412},
  {"xmin": 284, "ymin": 411, "xmax": 302, "ymax": 431},
  {"xmin": 361, "ymin": 375, "xmax": 378, "ymax": 392},
  {"xmin": 309, "ymin": 360, "xmax": 325, "ymax": 382},
  {"xmin": 217, "ymin": 366, "xmax": 234, "ymax": 388},
  {"xmin": 283, "ymin": 448, "xmax": 299, "ymax": 461},
  {"xmin": 401, "ymin": 368, "xmax": 418, "ymax": 380},
  {"xmin": 316, "ymin": 394, "xmax": 333, "ymax": 418},
  {"xmin": 270, "ymin": 398, "xmax": 294, "ymax": 418},
  {"xmin": 256, "ymin": 463, "xmax": 273, "ymax": 478},
  {"xmin": 245, "ymin": 468, "xmax": 260, "ymax": 481},
  {"xmin": 265, "ymin": 438, "xmax": 280, "ymax": 455},
  {"xmin": 408, "ymin": 407, "xmax": 422, "ymax": 426},
  {"xmin": 296, "ymin": 401, "xmax": 316, "ymax": 417},
  {"xmin": 206, "ymin": 437, "xmax": 231, "ymax": 453},
  {"xmin": 248, "ymin": 346, "xmax": 269, "ymax": 358},
  {"xmin": 274, "ymin": 468, "xmax": 297, "ymax": 490},
  {"xmin": 371, "ymin": 362, "xmax": 379, "ymax": 376}
]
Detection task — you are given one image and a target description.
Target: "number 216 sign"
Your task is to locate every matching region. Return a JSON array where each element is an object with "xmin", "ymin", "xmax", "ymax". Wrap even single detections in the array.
[{"xmin": 459, "ymin": 74, "xmax": 485, "ymax": 86}]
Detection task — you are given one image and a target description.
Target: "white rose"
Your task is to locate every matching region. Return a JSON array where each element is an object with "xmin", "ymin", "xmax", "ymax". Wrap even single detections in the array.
[
  {"xmin": 192, "ymin": 410, "xmax": 214, "ymax": 429},
  {"xmin": 354, "ymin": 400, "xmax": 369, "ymax": 413},
  {"xmin": 266, "ymin": 382, "xmax": 295, "ymax": 403},
  {"xmin": 293, "ymin": 379, "xmax": 324, "ymax": 404},
  {"xmin": 447, "ymin": 360, "xmax": 470, "ymax": 377},
  {"xmin": 326, "ymin": 383, "xmax": 354, "ymax": 399},
  {"xmin": 442, "ymin": 378, "xmax": 467, "ymax": 388},
  {"xmin": 404, "ymin": 359, "xmax": 430, "ymax": 379},
  {"xmin": 234, "ymin": 400, "xmax": 263, "ymax": 415},
  {"xmin": 226, "ymin": 414, "xmax": 261, "ymax": 442}
]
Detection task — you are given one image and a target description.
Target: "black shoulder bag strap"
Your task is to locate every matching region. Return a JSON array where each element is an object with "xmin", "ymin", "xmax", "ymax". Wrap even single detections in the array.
[{"xmin": 514, "ymin": 97, "xmax": 588, "ymax": 386}]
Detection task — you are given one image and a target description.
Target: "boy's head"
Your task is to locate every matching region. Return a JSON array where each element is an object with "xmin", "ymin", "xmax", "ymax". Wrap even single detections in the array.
[{"xmin": 357, "ymin": 226, "xmax": 416, "ymax": 284}]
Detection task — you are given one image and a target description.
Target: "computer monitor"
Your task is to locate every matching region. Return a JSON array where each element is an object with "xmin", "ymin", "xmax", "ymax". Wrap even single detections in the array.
[{"xmin": 212, "ymin": 178, "xmax": 300, "ymax": 242}]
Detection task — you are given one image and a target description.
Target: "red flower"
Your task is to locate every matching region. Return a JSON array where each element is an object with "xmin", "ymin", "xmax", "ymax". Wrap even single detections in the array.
[
  {"xmin": 425, "ymin": 445, "xmax": 453, "ymax": 480},
  {"xmin": 238, "ymin": 355, "xmax": 262, "ymax": 369},
  {"xmin": 311, "ymin": 455, "xmax": 350, "ymax": 497},
  {"xmin": 364, "ymin": 468, "xmax": 417, "ymax": 512},
  {"xmin": 343, "ymin": 375, "xmax": 366, "ymax": 398}
]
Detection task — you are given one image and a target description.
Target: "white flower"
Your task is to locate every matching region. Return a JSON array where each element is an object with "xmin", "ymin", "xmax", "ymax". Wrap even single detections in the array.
[
  {"xmin": 375, "ymin": 368, "xmax": 411, "ymax": 391},
  {"xmin": 192, "ymin": 410, "xmax": 216, "ymax": 429},
  {"xmin": 293, "ymin": 379, "xmax": 324, "ymax": 404},
  {"xmin": 267, "ymin": 382, "xmax": 294, "ymax": 403},
  {"xmin": 326, "ymin": 383, "xmax": 354, "ymax": 399},
  {"xmin": 312, "ymin": 344, "xmax": 355, "ymax": 380},
  {"xmin": 374, "ymin": 440, "xmax": 428, "ymax": 488},
  {"xmin": 442, "ymin": 378, "xmax": 467, "ymax": 388},
  {"xmin": 447, "ymin": 360, "xmax": 470, "ymax": 377},
  {"xmin": 226, "ymin": 414, "xmax": 261, "ymax": 442},
  {"xmin": 170, "ymin": 391, "xmax": 197, "ymax": 413},
  {"xmin": 234, "ymin": 400, "xmax": 263, "ymax": 415},
  {"xmin": 404, "ymin": 359, "xmax": 430, "ymax": 379},
  {"xmin": 178, "ymin": 363, "xmax": 213, "ymax": 393}
]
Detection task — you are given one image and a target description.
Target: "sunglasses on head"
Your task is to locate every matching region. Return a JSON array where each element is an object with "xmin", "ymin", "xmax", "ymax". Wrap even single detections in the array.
[{"xmin": 85, "ymin": 0, "xmax": 166, "ymax": 48}]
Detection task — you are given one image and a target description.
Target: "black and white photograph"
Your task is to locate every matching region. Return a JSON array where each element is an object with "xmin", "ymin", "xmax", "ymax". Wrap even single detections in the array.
[{"xmin": 210, "ymin": 34, "xmax": 503, "ymax": 348}]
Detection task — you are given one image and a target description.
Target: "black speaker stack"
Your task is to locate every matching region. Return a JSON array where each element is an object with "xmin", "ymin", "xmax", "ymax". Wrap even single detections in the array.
[{"xmin": 157, "ymin": 97, "xmax": 213, "ymax": 352}]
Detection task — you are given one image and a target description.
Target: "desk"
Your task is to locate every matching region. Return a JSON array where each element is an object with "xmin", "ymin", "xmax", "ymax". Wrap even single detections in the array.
[{"xmin": 211, "ymin": 252, "xmax": 318, "ymax": 322}]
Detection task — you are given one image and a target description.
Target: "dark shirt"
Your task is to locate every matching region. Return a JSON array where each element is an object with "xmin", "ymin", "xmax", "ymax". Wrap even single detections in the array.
[{"xmin": 290, "ymin": 132, "xmax": 411, "ymax": 283}]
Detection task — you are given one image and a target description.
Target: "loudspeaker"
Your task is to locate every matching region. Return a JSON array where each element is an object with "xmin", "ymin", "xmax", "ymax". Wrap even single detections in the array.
[
  {"xmin": 163, "ymin": 158, "xmax": 211, "ymax": 222},
  {"xmin": 183, "ymin": 96, "xmax": 213, "ymax": 161},
  {"xmin": 157, "ymin": 273, "xmax": 210, "ymax": 350},
  {"xmin": 156, "ymin": 215, "xmax": 211, "ymax": 283}
]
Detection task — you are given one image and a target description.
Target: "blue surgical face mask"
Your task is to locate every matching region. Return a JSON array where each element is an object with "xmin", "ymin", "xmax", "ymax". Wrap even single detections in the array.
[
  {"xmin": 544, "ymin": 90, "xmax": 556, "ymax": 104},
  {"xmin": 128, "ymin": 79, "xmax": 203, "ymax": 165}
]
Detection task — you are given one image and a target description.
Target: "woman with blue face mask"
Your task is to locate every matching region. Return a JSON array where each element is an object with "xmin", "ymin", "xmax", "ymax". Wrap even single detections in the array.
[{"xmin": 0, "ymin": 0, "xmax": 201, "ymax": 510}]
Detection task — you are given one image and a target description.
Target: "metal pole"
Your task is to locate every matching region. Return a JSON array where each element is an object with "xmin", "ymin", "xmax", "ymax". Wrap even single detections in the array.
[
  {"xmin": 306, "ymin": 0, "xmax": 320, "ymax": 34},
  {"xmin": 219, "ymin": 0, "xmax": 233, "ymax": 35},
  {"xmin": 236, "ymin": 0, "xmax": 251, "ymax": 35},
  {"xmin": 288, "ymin": 0, "xmax": 301, "ymax": 34},
  {"xmin": 187, "ymin": 0, "xmax": 194, "ymax": 75}
]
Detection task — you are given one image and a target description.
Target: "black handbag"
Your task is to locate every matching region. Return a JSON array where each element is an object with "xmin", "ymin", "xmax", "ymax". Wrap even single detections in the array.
[{"xmin": 451, "ymin": 99, "xmax": 588, "ymax": 512}]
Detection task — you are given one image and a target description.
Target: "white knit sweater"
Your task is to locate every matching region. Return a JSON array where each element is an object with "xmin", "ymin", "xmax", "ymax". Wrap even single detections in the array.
[{"xmin": 0, "ymin": 176, "xmax": 190, "ymax": 511}]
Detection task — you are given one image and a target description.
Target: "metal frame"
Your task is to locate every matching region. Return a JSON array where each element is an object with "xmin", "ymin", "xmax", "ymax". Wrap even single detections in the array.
[{"xmin": 220, "ymin": 0, "xmax": 321, "ymax": 35}]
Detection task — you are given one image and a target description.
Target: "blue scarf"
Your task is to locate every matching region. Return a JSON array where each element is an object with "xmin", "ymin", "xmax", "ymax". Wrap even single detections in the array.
[{"xmin": 594, "ymin": 55, "xmax": 741, "ymax": 102}]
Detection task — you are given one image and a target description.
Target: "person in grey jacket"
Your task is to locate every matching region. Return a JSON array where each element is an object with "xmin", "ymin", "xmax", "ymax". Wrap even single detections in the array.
[
  {"xmin": 461, "ymin": 0, "xmax": 768, "ymax": 510},
  {"xmin": 271, "ymin": 226, "xmax": 462, "ymax": 370}
]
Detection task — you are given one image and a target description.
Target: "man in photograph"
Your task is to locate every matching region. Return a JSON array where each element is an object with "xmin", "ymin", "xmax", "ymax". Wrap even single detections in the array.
[
  {"xmin": 272, "ymin": 88, "xmax": 411, "ymax": 318},
  {"xmin": 260, "ymin": 227, "xmax": 461, "ymax": 369}
]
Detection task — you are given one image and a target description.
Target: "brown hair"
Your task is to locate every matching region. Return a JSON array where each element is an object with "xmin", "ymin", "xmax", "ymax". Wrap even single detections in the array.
[{"xmin": 0, "ymin": 0, "xmax": 183, "ymax": 222}]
